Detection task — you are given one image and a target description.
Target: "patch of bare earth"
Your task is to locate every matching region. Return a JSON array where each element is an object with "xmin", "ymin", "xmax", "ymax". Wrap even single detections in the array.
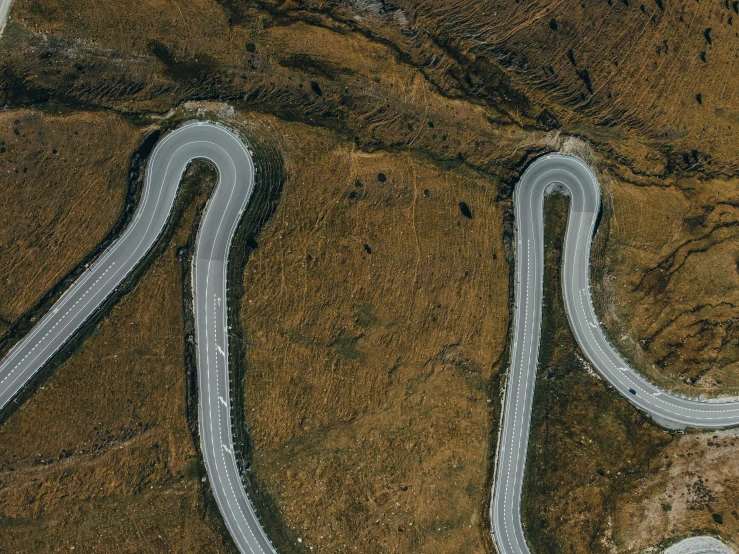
[{"xmin": 614, "ymin": 429, "xmax": 739, "ymax": 552}]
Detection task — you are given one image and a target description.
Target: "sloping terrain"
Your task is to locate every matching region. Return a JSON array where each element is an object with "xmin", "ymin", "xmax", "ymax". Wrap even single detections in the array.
[
  {"xmin": 0, "ymin": 159, "xmax": 234, "ymax": 552},
  {"xmin": 593, "ymin": 168, "xmax": 739, "ymax": 397},
  {"xmin": 239, "ymin": 119, "xmax": 510, "ymax": 553},
  {"xmin": 0, "ymin": 110, "xmax": 134, "ymax": 331},
  {"xmin": 523, "ymin": 194, "xmax": 738, "ymax": 554},
  {"xmin": 0, "ymin": 0, "xmax": 738, "ymax": 553}
]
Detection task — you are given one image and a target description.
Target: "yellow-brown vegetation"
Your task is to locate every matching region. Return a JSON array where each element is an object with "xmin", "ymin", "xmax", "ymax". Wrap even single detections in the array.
[
  {"xmin": 0, "ymin": 110, "xmax": 134, "ymax": 326},
  {"xmin": 241, "ymin": 117, "xmax": 509, "ymax": 553},
  {"xmin": 0, "ymin": 161, "xmax": 234, "ymax": 553},
  {"xmin": 594, "ymin": 167, "xmax": 739, "ymax": 397},
  {"xmin": 0, "ymin": 0, "xmax": 738, "ymax": 552}
]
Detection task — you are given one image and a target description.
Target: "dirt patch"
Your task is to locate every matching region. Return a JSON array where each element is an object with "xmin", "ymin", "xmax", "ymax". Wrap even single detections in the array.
[{"xmin": 613, "ymin": 429, "xmax": 739, "ymax": 551}]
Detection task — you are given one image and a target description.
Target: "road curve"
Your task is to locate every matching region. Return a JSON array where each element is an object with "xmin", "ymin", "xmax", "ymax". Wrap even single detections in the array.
[
  {"xmin": 0, "ymin": 0, "xmax": 12, "ymax": 37},
  {"xmin": 664, "ymin": 537, "xmax": 735, "ymax": 554},
  {"xmin": 490, "ymin": 153, "xmax": 738, "ymax": 554},
  {"xmin": 1, "ymin": 121, "xmax": 736, "ymax": 554},
  {"xmin": 0, "ymin": 121, "xmax": 276, "ymax": 554}
]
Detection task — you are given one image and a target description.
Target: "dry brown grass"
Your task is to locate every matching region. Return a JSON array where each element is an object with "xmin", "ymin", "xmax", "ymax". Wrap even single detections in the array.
[
  {"xmin": 395, "ymin": 0, "xmax": 739, "ymax": 167},
  {"xmin": 0, "ymin": 1, "xmax": 551, "ymax": 544},
  {"xmin": 1, "ymin": 0, "xmax": 739, "ymax": 551},
  {"xmin": 524, "ymin": 193, "xmax": 739, "ymax": 554},
  {"xmin": 613, "ymin": 428, "xmax": 739, "ymax": 552},
  {"xmin": 3, "ymin": 0, "xmax": 553, "ymax": 166},
  {"xmin": 522, "ymin": 194, "xmax": 672, "ymax": 554},
  {"xmin": 0, "ymin": 100, "xmax": 520, "ymax": 552},
  {"xmin": 0, "ymin": 161, "xmax": 233, "ymax": 553},
  {"xmin": 11, "ymin": 0, "xmax": 233, "ymax": 58},
  {"xmin": 238, "ymin": 115, "xmax": 509, "ymax": 553},
  {"xmin": 593, "ymin": 168, "xmax": 739, "ymax": 397},
  {"xmin": 0, "ymin": 110, "xmax": 135, "ymax": 326}
]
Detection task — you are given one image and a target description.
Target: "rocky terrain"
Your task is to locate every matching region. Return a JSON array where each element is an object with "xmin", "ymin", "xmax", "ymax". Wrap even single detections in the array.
[
  {"xmin": 523, "ymin": 194, "xmax": 738, "ymax": 554},
  {"xmin": 0, "ymin": 0, "xmax": 738, "ymax": 552}
]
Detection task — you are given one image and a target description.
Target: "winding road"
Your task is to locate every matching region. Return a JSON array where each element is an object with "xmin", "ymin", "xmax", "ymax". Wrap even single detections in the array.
[
  {"xmin": 0, "ymin": 0, "xmax": 736, "ymax": 546},
  {"xmin": 0, "ymin": 122, "xmax": 276, "ymax": 554},
  {"xmin": 490, "ymin": 154, "xmax": 737, "ymax": 554},
  {"xmin": 0, "ymin": 121, "xmax": 735, "ymax": 554}
]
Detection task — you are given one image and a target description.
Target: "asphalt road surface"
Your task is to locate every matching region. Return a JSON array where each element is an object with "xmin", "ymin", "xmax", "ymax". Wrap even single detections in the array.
[
  {"xmin": 0, "ymin": 0, "xmax": 12, "ymax": 36},
  {"xmin": 490, "ymin": 153, "xmax": 738, "ymax": 554},
  {"xmin": 0, "ymin": 122, "xmax": 276, "ymax": 554},
  {"xmin": 0, "ymin": 121, "xmax": 735, "ymax": 554},
  {"xmin": 663, "ymin": 537, "xmax": 735, "ymax": 554}
]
